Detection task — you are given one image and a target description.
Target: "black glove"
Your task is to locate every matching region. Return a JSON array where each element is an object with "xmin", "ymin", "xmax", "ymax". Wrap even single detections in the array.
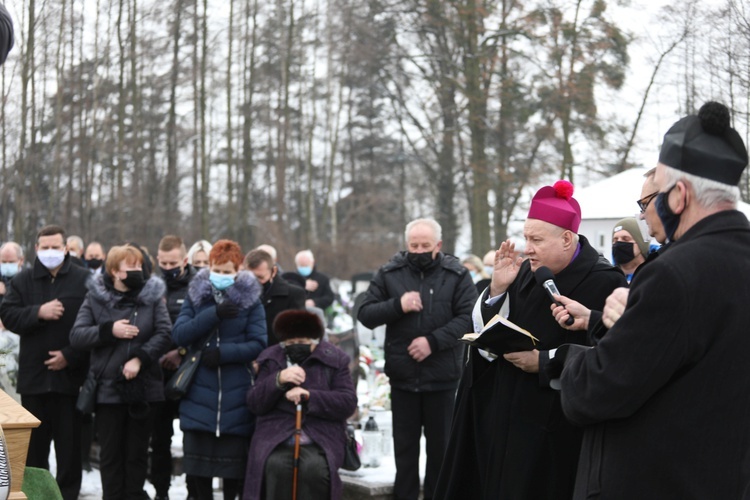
[
  {"xmin": 216, "ymin": 301, "xmax": 239, "ymax": 319},
  {"xmin": 202, "ymin": 347, "xmax": 221, "ymax": 368}
]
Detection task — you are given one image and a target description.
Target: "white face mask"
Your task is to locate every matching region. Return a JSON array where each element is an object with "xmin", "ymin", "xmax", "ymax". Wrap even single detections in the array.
[{"xmin": 37, "ymin": 249, "xmax": 65, "ymax": 270}]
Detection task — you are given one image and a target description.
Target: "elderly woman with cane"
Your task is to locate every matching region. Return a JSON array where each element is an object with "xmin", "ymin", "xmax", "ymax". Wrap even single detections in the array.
[{"xmin": 244, "ymin": 310, "xmax": 357, "ymax": 500}]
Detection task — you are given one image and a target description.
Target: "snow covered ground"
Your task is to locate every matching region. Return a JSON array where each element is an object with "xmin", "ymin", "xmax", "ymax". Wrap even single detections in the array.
[{"xmin": 51, "ymin": 421, "xmax": 222, "ymax": 499}]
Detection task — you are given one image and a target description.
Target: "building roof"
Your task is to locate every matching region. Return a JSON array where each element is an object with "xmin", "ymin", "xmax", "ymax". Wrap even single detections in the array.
[{"xmin": 577, "ymin": 167, "xmax": 750, "ymax": 220}]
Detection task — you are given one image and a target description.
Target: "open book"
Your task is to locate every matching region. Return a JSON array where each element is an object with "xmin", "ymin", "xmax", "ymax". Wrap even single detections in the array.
[{"xmin": 459, "ymin": 314, "xmax": 540, "ymax": 354}]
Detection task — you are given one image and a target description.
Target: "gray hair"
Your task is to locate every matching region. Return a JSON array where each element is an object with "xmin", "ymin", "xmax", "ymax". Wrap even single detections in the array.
[
  {"xmin": 256, "ymin": 244, "xmax": 277, "ymax": 261},
  {"xmin": 295, "ymin": 249, "xmax": 315, "ymax": 265},
  {"xmin": 661, "ymin": 165, "xmax": 739, "ymax": 208},
  {"xmin": 0, "ymin": 241, "xmax": 23, "ymax": 259},
  {"xmin": 405, "ymin": 218, "xmax": 442, "ymax": 244},
  {"xmin": 68, "ymin": 235, "xmax": 84, "ymax": 252}
]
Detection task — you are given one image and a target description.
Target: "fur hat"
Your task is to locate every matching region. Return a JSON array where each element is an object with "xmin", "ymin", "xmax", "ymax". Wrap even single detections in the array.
[
  {"xmin": 612, "ymin": 217, "xmax": 649, "ymax": 257},
  {"xmin": 659, "ymin": 101, "xmax": 748, "ymax": 186},
  {"xmin": 527, "ymin": 180, "xmax": 581, "ymax": 232},
  {"xmin": 273, "ymin": 309, "xmax": 324, "ymax": 342}
]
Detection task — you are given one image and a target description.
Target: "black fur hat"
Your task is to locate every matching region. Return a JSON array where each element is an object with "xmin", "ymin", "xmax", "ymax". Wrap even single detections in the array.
[
  {"xmin": 273, "ymin": 309, "xmax": 324, "ymax": 341},
  {"xmin": 659, "ymin": 101, "xmax": 748, "ymax": 186}
]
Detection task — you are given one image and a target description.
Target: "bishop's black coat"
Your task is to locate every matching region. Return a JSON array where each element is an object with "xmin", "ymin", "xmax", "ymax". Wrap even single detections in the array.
[{"xmin": 435, "ymin": 235, "xmax": 626, "ymax": 499}]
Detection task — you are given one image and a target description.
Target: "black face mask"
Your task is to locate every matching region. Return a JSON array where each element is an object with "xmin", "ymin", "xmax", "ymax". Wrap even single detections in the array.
[
  {"xmin": 122, "ymin": 270, "xmax": 145, "ymax": 290},
  {"xmin": 407, "ymin": 252, "xmax": 434, "ymax": 271},
  {"xmin": 612, "ymin": 241, "xmax": 637, "ymax": 266},
  {"xmin": 160, "ymin": 266, "xmax": 182, "ymax": 282},
  {"xmin": 86, "ymin": 258, "xmax": 103, "ymax": 270},
  {"xmin": 262, "ymin": 280, "xmax": 273, "ymax": 294},
  {"xmin": 285, "ymin": 343, "xmax": 312, "ymax": 365},
  {"xmin": 655, "ymin": 186, "xmax": 680, "ymax": 242}
]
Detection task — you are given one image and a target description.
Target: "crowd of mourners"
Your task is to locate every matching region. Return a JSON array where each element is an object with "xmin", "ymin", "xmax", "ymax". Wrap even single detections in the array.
[{"xmin": 1, "ymin": 8, "xmax": 750, "ymax": 500}]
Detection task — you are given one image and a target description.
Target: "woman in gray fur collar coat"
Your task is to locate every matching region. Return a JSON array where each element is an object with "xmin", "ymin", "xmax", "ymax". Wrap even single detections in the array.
[{"xmin": 71, "ymin": 244, "xmax": 172, "ymax": 500}]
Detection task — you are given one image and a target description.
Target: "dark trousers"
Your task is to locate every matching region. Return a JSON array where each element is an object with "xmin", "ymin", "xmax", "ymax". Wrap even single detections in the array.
[
  {"xmin": 263, "ymin": 443, "xmax": 330, "ymax": 500},
  {"xmin": 96, "ymin": 403, "xmax": 156, "ymax": 500},
  {"xmin": 149, "ymin": 394, "xmax": 179, "ymax": 496},
  {"xmin": 22, "ymin": 393, "xmax": 82, "ymax": 500},
  {"xmin": 187, "ymin": 475, "xmax": 243, "ymax": 500},
  {"xmin": 391, "ymin": 388, "xmax": 454, "ymax": 500}
]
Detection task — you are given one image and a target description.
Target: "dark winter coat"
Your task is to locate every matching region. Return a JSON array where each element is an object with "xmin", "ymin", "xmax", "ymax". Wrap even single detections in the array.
[
  {"xmin": 164, "ymin": 264, "xmax": 197, "ymax": 324},
  {"xmin": 295, "ymin": 268, "xmax": 335, "ymax": 310},
  {"xmin": 358, "ymin": 252, "xmax": 478, "ymax": 392},
  {"xmin": 435, "ymin": 235, "xmax": 627, "ymax": 500},
  {"xmin": 69, "ymin": 274, "xmax": 173, "ymax": 403},
  {"xmin": 0, "ymin": 256, "xmax": 90, "ymax": 395},
  {"xmin": 243, "ymin": 340, "xmax": 357, "ymax": 500},
  {"xmin": 560, "ymin": 210, "xmax": 750, "ymax": 499},
  {"xmin": 172, "ymin": 269, "xmax": 267, "ymax": 437},
  {"xmin": 260, "ymin": 276, "xmax": 306, "ymax": 346}
]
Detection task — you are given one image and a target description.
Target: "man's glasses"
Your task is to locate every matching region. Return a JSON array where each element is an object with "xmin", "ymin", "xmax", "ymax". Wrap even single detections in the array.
[{"xmin": 637, "ymin": 191, "xmax": 659, "ymax": 213}]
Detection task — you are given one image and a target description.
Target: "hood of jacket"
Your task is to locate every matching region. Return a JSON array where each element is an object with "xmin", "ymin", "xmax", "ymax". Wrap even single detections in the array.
[
  {"xmin": 188, "ymin": 268, "xmax": 261, "ymax": 310},
  {"xmin": 86, "ymin": 272, "xmax": 166, "ymax": 308}
]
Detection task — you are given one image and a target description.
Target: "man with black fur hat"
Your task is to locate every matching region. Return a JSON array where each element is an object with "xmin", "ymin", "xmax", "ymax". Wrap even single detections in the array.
[{"xmin": 558, "ymin": 101, "xmax": 750, "ymax": 499}]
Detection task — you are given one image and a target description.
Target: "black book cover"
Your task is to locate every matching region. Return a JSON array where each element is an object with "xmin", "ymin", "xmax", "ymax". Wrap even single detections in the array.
[{"xmin": 460, "ymin": 314, "xmax": 540, "ymax": 354}]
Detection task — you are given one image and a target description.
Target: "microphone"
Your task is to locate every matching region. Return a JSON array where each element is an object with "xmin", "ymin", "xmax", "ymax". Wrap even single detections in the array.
[{"xmin": 534, "ymin": 266, "xmax": 575, "ymax": 326}]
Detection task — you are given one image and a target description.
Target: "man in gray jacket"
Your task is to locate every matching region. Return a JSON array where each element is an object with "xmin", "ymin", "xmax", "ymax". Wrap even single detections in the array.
[{"xmin": 358, "ymin": 218, "xmax": 477, "ymax": 500}]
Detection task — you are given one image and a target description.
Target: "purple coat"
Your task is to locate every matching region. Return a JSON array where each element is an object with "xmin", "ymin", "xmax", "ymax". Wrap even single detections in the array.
[{"xmin": 243, "ymin": 340, "xmax": 357, "ymax": 500}]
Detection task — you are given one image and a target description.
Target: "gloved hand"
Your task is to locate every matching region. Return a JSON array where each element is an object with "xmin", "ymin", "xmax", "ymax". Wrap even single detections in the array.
[
  {"xmin": 216, "ymin": 301, "xmax": 239, "ymax": 319},
  {"xmin": 202, "ymin": 347, "xmax": 221, "ymax": 368}
]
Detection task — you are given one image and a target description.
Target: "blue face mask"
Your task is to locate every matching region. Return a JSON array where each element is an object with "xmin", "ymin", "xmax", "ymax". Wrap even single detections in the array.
[
  {"xmin": 297, "ymin": 266, "xmax": 313, "ymax": 277},
  {"xmin": 209, "ymin": 272, "xmax": 236, "ymax": 291},
  {"xmin": 655, "ymin": 186, "xmax": 680, "ymax": 242},
  {"xmin": 0, "ymin": 262, "xmax": 19, "ymax": 277}
]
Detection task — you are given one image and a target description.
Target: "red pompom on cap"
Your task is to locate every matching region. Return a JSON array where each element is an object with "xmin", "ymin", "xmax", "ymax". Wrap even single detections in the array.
[{"xmin": 553, "ymin": 180, "xmax": 574, "ymax": 200}]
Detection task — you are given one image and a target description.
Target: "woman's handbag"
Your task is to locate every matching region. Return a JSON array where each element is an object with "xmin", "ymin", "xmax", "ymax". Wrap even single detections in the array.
[
  {"xmin": 164, "ymin": 350, "xmax": 202, "ymax": 400},
  {"xmin": 77, "ymin": 343, "xmax": 118, "ymax": 414},
  {"xmin": 75, "ymin": 372, "xmax": 98, "ymax": 414},
  {"xmin": 165, "ymin": 326, "xmax": 218, "ymax": 401},
  {"xmin": 341, "ymin": 424, "xmax": 361, "ymax": 471}
]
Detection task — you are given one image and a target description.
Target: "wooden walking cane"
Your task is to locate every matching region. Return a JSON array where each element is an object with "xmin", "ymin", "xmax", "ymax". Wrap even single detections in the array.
[{"xmin": 292, "ymin": 394, "xmax": 308, "ymax": 500}]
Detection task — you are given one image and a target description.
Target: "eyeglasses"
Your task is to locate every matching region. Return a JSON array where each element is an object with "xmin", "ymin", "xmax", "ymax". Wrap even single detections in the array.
[{"xmin": 637, "ymin": 191, "xmax": 659, "ymax": 213}]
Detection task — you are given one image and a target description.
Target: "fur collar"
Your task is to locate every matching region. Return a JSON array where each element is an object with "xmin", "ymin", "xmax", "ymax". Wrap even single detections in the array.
[
  {"xmin": 188, "ymin": 268, "xmax": 261, "ymax": 310},
  {"xmin": 87, "ymin": 273, "xmax": 166, "ymax": 308}
]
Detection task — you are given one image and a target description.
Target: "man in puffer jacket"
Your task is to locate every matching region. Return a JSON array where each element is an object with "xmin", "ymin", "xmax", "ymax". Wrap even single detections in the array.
[{"xmin": 358, "ymin": 218, "xmax": 477, "ymax": 500}]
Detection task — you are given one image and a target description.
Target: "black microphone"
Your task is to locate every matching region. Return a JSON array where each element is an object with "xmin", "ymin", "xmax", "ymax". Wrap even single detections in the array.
[{"xmin": 534, "ymin": 266, "xmax": 575, "ymax": 326}]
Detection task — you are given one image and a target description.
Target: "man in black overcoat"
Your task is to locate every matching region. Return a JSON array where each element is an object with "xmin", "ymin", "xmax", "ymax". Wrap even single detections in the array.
[
  {"xmin": 0, "ymin": 225, "xmax": 90, "ymax": 500},
  {"xmin": 150, "ymin": 234, "xmax": 197, "ymax": 500},
  {"xmin": 245, "ymin": 248, "xmax": 305, "ymax": 345},
  {"xmin": 435, "ymin": 182, "xmax": 626, "ymax": 499},
  {"xmin": 558, "ymin": 101, "xmax": 750, "ymax": 499}
]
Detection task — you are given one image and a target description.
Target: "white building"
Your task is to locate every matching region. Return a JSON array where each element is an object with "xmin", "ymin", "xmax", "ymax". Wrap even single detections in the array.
[{"xmin": 576, "ymin": 167, "xmax": 750, "ymax": 262}]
